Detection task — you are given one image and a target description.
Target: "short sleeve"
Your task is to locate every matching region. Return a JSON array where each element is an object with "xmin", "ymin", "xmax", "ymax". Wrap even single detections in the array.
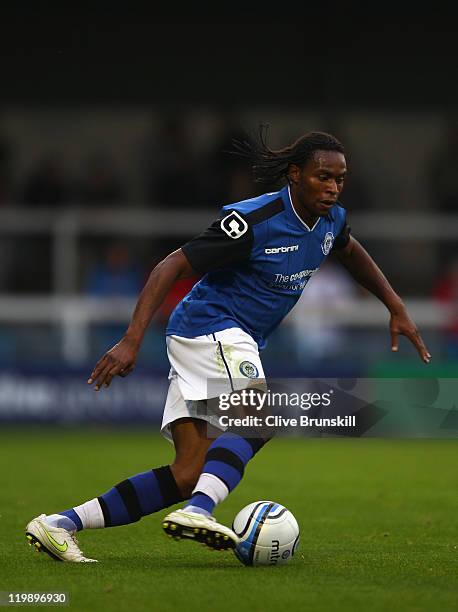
[
  {"xmin": 331, "ymin": 222, "xmax": 351, "ymax": 251},
  {"xmin": 181, "ymin": 209, "xmax": 254, "ymax": 274}
]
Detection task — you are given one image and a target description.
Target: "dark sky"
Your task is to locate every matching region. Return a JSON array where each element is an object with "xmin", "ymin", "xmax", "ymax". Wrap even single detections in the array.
[{"xmin": 1, "ymin": 10, "xmax": 456, "ymax": 108}]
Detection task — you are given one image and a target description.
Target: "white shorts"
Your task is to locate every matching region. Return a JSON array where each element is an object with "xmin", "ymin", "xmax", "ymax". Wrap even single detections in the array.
[{"xmin": 161, "ymin": 327, "xmax": 265, "ymax": 442}]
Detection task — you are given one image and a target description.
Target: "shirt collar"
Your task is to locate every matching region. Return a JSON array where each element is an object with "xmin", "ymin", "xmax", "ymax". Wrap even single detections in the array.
[{"xmin": 281, "ymin": 184, "xmax": 335, "ymax": 226}]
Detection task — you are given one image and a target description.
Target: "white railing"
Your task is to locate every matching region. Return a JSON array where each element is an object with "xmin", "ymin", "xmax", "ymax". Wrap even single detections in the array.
[
  {"xmin": 1, "ymin": 207, "xmax": 457, "ymax": 294},
  {"xmin": 0, "ymin": 295, "xmax": 451, "ymax": 364}
]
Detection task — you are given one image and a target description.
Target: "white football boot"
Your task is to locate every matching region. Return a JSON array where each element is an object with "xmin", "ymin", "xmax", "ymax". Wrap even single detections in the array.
[
  {"xmin": 162, "ymin": 509, "xmax": 239, "ymax": 551},
  {"xmin": 25, "ymin": 514, "xmax": 97, "ymax": 562}
]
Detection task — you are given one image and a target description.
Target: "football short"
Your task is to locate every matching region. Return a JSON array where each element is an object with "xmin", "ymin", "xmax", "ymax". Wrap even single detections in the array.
[{"xmin": 161, "ymin": 327, "xmax": 265, "ymax": 442}]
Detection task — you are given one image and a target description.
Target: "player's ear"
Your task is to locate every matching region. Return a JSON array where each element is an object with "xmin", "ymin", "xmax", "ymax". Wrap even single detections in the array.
[{"xmin": 287, "ymin": 164, "xmax": 300, "ymax": 185}]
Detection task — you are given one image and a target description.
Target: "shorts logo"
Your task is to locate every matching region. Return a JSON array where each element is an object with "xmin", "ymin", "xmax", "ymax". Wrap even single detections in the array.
[
  {"xmin": 220, "ymin": 211, "xmax": 249, "ymax": 239},
  {"xmin": 321, "ymin": 232, "xmax": 334, "ymax": 255},
  {"xmin": 239, "ymin": 360, "xmax": 259, "ymax": 378}
]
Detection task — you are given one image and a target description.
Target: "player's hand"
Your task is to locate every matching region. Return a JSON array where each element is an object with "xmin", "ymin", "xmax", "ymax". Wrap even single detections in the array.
[
  {"xmin": 389, "ymin": 307, "xmax": 431, "ymax": 363},
  {"xmin": 87, "ymin": 336, "xmax": 140, "ymax": 390}
]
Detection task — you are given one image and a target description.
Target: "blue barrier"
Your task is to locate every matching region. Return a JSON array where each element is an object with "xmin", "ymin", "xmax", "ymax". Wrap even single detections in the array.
[{"xmin": 0, "ymin": 368, "xmax": 168, "ymax": 423}]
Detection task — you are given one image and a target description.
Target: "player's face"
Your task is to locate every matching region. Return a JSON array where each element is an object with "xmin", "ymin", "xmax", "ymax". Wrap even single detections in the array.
[{"xmin": 291, "ymin": 150, "xmax": 347, "ymax": 218}]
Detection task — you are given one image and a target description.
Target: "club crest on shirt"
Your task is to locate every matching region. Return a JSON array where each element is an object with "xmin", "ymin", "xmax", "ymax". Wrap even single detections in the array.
[
  {"xmin": 321, "ymin": 232, "xmax": 334, "ymax": 255},
  {"xmin": 239, "ymin": 360, "xmax": 259, "ymax": 378},
  {"xmin": 220, "ymin": 211, "xmax": 249, "ymax": 239}
]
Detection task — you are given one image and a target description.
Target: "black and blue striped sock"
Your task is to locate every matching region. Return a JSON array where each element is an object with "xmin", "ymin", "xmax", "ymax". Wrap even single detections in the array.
[
  {"xmin": 58, "ymin": 465, "xmax": 183, "ymax": 530},
  {"xmin": 96, "ymin": 465, "xmax": 184, "ymax": 527},
  {"xmin": 186, "ymin": 433, "xmax": 265, "ymax": 514}
]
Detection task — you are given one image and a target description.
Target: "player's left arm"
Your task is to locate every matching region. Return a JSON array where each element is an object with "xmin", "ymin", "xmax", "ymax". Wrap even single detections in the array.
[{"xmin": 332, "ymin": 235, "xmax": 431, "ymax": 363}]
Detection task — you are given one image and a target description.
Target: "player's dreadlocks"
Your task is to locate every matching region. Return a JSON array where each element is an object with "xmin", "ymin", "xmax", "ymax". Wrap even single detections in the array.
[{"xmin": 231, "ymin": 124, "xmax": 345, "ymax": 185}]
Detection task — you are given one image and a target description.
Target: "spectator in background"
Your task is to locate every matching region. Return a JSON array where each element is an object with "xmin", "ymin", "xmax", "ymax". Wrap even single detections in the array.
[
  {"xmin": 153, "ymin": 275, "xmax": 200, "ymax": 328},
  {"xmin": 199, "ymin": 121, "xmax": 256, "ymax": 206},
  {"xmin": 84, "ymin": 241, "xmax": 143, "ymax": 297},
  {"xmin": 0, "ymin": 134, "xmax": 12, "ymax": 206},
  {"xmin": 285, "ymin": 259, "xmax": 361, "ymax": 362},
  {"xmin": 144, "ymin": 115, "xmax": 200, "ymax": 208},
  {"xmin": 428, "ymin": 119, "xmax": 458, "ymax": 213},
  {"xmin": 78, "ymin": 153, "xmax": 126, "ymax": 206},
  {"xmin": 432, "ymin": 257, "xmax": 458, "ymax": 359},
  {"xmin": 14, "ymin": 153, "xmax": 67, "ymax": 292},
  {"xmin": 337, "ymin": 167, "xmax": 371, "ymax": 211},
  {"xmin": 428, "ymin": 119, "xmax": 458, "ymax": 263},
  {"xmin": 22, "ymin": 155, "xmax": 70, "ymax": 206},
  {"xmin": 0, "ymin": 134, "xmax": 14, "ymax": 290}
]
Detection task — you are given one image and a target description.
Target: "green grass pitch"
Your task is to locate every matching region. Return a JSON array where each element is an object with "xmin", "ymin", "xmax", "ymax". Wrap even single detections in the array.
[{"xmin": 1, "ymin": 428, "xmax": 457, "ymax": 611}]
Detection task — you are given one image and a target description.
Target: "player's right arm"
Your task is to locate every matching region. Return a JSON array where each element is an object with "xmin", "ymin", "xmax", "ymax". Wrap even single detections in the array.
[
  {"xmin": 87, "ymin": 248, "xmax": 195, "ymax": 390},
  {"xmin": 88, "ymin": 208, "xmax": 253, "ymax": 390}
]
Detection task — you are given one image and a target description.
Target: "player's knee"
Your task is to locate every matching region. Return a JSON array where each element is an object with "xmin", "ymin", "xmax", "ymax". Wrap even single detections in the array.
[{"xmin": 171, "ymin": 463, "xmax": 201, "ymax": 498}]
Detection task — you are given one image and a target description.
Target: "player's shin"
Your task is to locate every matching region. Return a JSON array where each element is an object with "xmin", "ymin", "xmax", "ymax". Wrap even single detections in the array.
[
  {"xmin": 184, "ymin": 432, "xmax": 267, "ymax": 515},
  {"xmin": 51, "ymin": 465, "xmax": 184, "ymax": 530}
]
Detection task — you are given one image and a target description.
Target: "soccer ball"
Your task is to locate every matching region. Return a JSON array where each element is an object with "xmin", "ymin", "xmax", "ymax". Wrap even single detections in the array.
[{"xmin": 232, "ymin": 500, "xmax": 300, "ymax": 566}]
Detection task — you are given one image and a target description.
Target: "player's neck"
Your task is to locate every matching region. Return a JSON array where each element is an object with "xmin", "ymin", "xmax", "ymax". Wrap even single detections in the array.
[{"xmin": 290, "ymin": 193, "xmax": 318, "ymax": 228}]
